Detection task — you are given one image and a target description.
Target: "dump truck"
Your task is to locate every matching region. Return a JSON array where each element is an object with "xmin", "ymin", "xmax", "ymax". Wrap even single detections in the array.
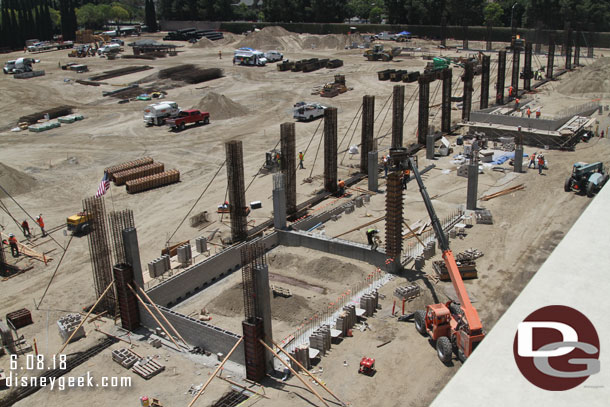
[
  {"xmin": 293, "ymin": 102, "xmax": 327, "ymax": 121},
  {"xmin": 66, "ymin": 211, "xmax": 92, "ymax": 236},
  {"xmin": 564, "ymin": 162, "xmax": 609, "ymax": 197},
  {"xmin": 166, "ymin": 109, "xmax": 210, "ymax": 131},
  {"xmin": 363, "ymin": 44, "xmax": 401, "ymax": 61},
  {"xmin": 144, "ymin": 101, "xmax": 180, "ymax": 126}
]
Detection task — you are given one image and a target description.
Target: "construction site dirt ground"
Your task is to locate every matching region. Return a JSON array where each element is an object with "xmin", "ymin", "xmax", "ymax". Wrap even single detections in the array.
[{"xmin": 1, "ymin": 28, "xmax": 610, "ymax": 406}]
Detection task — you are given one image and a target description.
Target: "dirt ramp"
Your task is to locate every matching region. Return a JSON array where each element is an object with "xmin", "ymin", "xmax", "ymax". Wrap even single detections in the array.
[
  {"xmin": 558, "ymin": 58, "xmax": 610, "ymax": 95},
  {"xmin": 195, "ymin": 92, "xmax": 250, "ymax": 120},
  {"xmin": 0, "ymin": 162, "xmax": 37, "ymax": 198}
]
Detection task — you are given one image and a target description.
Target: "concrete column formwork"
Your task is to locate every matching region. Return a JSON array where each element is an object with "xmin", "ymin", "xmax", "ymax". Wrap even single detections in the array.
[
  {"xmin": 523, "ymin": 43, "xmax": 533, "ymax": 91},
  {"xmin": 480, "ymin": 56, "xmax": 490, "ymax": 109},
  {"xmin": 360, "ymin": 95, "xmax": 375, "ymax": 173},
  {"xmin": 122, "ymin": 227, "xmax": 144, "ymax": 289},
  {"xmin": 441, "ymin": 68, "xmax": 452, "ymax": 133},
  {"xmin": 391, "ymin": 85, "xmax": 405, "ymax": 149},
  {"xmin": 462, "ymin": 62, "xmax": 474, "ymax": 122},
  {"xmin": 418, "ymin": 74, "xmax": 431, "ymax": 145},
  {"xmin": 280, "ymin": 122, "xmax": 296, "ymax": 215},
  {"xmin": 496, "ymin": 51, "xmax": 506, "ymax": 105},
  {"xmin": 467, "ymin": 158, "xmax": 479, "ymax": 210},
  {"xmin": 368, "ymin": 151, "xmax": 378, "ymax": 192},
  {"xmin": 225, "ymin": 140, "xmax": 248, "ymax": 242},
  {"xmin": 511, "ymin": 49, "xmax": 521, "ymax": 97},
  {"xmin": 272, "ymin": 173, "xmax": 287, "ymax": 230}
]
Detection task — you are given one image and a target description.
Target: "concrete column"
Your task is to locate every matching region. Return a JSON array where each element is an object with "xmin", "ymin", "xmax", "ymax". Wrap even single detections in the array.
[
  {"xmin": 391, "ymin": 85, "xmax": 405, "ymax": 149},
  {"xmin": 426, "ymin": 134, "xmax": 435, "ymax": 160},
  {"xmin": 467, "ymin": 160, "xmax": 478, "ymax": 210},
  {"xmin": 272, "ymin": 173, "xmax": 287, "ymax": 230},
  {"xmin": 324, "ymin": 107, "xmax": 338, "ymax": 193},
  {"xmin": 360, "ymin": 95, "xmax": 375, "ymax": 173},
  {"xmin": 254, "ymin": 265, "xmax": 273, "ymax": 372},
  {"xmin": 514, "ymin": 145, "xmax": 524, "ymax": 173},
  {"xmin": 368, "ymin": 151, "xmax": 378, "ymax": 192},
  {"xmin": 122, "ymin": 227, "xmax": 144, "ymax": 289}
]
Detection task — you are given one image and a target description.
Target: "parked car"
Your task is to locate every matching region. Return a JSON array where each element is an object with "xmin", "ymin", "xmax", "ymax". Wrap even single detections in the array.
[{"xmin": 264, "ymin": 50, "xmax": 283, "ymax": 62}]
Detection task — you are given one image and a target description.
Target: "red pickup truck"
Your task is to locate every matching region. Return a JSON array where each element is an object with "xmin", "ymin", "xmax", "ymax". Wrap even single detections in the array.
[{"xmin": 166, "ymin": 109, "xmax": 210, "ymax": 131}]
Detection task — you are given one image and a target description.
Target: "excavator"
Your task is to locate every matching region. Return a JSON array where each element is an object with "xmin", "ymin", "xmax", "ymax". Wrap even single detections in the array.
[{"xmin": 408, "ymin": 156, "xmax": 485, "ymax": 363}]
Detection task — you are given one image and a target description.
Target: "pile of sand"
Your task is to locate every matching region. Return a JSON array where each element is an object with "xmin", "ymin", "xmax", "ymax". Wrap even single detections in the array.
[
  {"xmin": 0, "ymin": 162, "xmax": 37, "ymax": 198},
  {"xmin": 191, "ymin": 37, "xmax": 216, "ymax": 48},
  {"xmin": 558, "ymin": 58, "xmax": 610, "ymax": 96},
  {"xmin": 234, "ymin": 26, "xmax": 361, "ymax": 51},
  {"xmin": 195, "ymin": 92, "xmax": 249, "ymax": 120}
]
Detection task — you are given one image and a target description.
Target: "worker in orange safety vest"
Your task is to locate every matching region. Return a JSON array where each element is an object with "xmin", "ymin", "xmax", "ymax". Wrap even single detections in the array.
[
  {"xmin": 36, "ymin": 215, "xmax": 46, "ymax": 236},
  {"xmin": 8, "ymin": 233, "xmax": 19, "ymax": 257}
]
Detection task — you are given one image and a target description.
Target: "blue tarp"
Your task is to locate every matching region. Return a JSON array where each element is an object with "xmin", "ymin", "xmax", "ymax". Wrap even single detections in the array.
[
  {"xmin": 398, "ymin": 31, "xmax": 411, "ymax": 35},
  {"xmin": 491, "ymin": 152, "xmax": 529, "ymax": 165}
]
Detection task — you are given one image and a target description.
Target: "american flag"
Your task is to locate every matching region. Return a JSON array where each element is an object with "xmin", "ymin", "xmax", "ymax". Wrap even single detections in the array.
[{"xmin": 96, "ymin": 172, "xmax": 110, "ymax": 197}]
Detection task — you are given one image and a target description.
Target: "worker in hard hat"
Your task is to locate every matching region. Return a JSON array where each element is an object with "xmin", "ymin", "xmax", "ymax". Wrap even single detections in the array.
[
  {"xmin": 36, "ymin": 214, "xmax": 46, "ymax": 237},
  {"xmin": 338, "ymin": 179, "xmax": 346, "ymax": 196},
  {"xmin": 21, "ymin": 219, "xmax": 31, "ymax": 238},
  {"xmin": 366, "ymin": 229, "xmax": 380, "ymax": 251},
  {"xmin": 401, "ymin": 169, "xmax": 410, "ymax": 190},
  {"xmin": 298, "ymin": 151, "xmax": 305, "ymax": 169},
  {"xmin": 8, "ymin": 233, "xmax": 19, "ymax": 257}
]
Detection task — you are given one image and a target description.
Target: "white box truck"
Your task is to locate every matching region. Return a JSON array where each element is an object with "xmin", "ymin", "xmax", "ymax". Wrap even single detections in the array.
[
  {"xmin": 233, "ymin": 48, "xmax": 267, "ymax": 66},
  {"xmin": 143, "ymin": 101, "xmax": 180, "ymax": 126}
]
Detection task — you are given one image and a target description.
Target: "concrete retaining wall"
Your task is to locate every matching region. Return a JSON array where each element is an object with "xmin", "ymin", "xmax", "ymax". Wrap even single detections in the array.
[
  {"xmin": 139, "ymin": 305, "xmax": 244, "ymax": 364},
  {"xmin": 277, "ymin": 230, "xmax": 392, "ymax": 271},
  {"xmin": 145, "ymin": 233, "xmax": 280, "ymax": 307}
]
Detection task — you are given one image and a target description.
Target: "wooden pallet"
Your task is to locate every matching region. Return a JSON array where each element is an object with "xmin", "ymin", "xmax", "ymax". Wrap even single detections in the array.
[
  {"xmin": 132, "ymin": 358, "xmax": 165, "ymax": 380},
  {"xmin": 271, "ymin": 285, "xmax": 292, "ymax": 298}
]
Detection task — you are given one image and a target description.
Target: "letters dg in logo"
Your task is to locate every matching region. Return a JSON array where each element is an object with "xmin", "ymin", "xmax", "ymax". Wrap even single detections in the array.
[{"xmin": 513, "ymin": 305, "xmax": 600, "ymax": 391}]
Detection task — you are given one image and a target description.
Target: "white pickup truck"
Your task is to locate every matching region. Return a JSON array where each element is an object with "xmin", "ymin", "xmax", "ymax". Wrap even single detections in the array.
[
  {"xmin": 264, "ymin": 50, "xmax": 283, "ymax": 62},
  {"xmin": 293, "ymin": 102, "xmax": 327, "ymax": 121}
]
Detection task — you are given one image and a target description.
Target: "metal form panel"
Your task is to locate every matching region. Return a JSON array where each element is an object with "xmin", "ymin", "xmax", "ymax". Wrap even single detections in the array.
[
  {"xmin": 226, "ymin": 140, "xmax": 248, "ymax": 242},
  {"xmin": 324, "ymin": 107, "xmax": 338, "ymax": 193},
  {"xmin": 113, "ymin": 263, "xmax": 140, "ymax": 331},
  {"xmin": 83, "ymin": 196, "xmax": 116, "ymax": 314},
  {"xmin": 385, "ymin": 172, "xmax": 403, "ymax": 260},
  {"xmin": 392, "ymin": 85, "xmax": 405, "ymax": 148},
  {"xmin": 360, "ymin": 95, "xmax": 375, "ymax": 173},
  {"xmin": 280, "ymin": 122, "xmax": 296, "ymax": 215},
  {"xmin": 242, "ymin": 319, "xmax": 265, "ymax": 382}
]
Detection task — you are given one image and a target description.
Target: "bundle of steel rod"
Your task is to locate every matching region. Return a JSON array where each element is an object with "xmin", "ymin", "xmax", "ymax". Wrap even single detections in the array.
[
  {"xmin": 480, "ymin": 184, "xmax": 525, "ymax": 201},
  {"xmin": 125, "ymin": 170, "xmax": 180, "ymax": 194},
  {"xmin": 105, "ymin": 157, "xmax": 154, "ymax": 181},
  {"xmin": 113, "ymin": 163, "xmax": 164, "ymax": 186}
]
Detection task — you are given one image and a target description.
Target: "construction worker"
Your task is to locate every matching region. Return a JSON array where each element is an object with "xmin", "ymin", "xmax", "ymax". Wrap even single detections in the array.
[
  {"xmin": 338, "ymin": 179, "xmax": 346, "ymax": 196},
  {"xmin": 401, "ymin": 169, "xmax": 410, "ymax": 190},
  {"xmin": 36, "ymin": 214, "xmax": 46, "ymax": 236},
  {"xmin": 366, "ymin": 229, "xmax": 379, "ymax": 251},
  {"xmin": 298, "ymin": 151, "xmax": 305, "ymax": 169},
  {"xmin": 515, "ymin": 98, "xmax": 520, "ymax": 110},
  {"xmin": 21, "ymin": 220, "xmax": 31, "ymax": 238},
  {"xmin": 218, "ymin": 50, "xmax": 222, "ymax": 59},
  {"xmin": 382, "ymin": 156, "xmax": 388, "ymax": 178},
  {"xmin": 276, "ymin": 152, "xmax": 281, "ymax": 167},
  {"xmin": 528, "ymin": 152, "xmax": 537, "ymax": 169},
  {"xmin": 535, "ymin": 108, "xmax": 541, "ymax": 119},
  {"xmin": 538, "ymin": 154, "xmax": 545, "ymax": 175},
  {"xmin": 8, "ymin": 234, "xmax": 19, "ymax": 257},
  {"xmin": 508, "ymin": 85, "xmax": 514, "ymax": 97},
  {"xmin": 527, "ymin": 108, "xmax": 531, "ymax": 118}
]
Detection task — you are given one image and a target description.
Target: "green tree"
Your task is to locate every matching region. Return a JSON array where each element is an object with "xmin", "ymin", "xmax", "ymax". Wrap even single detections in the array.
[
  {"xmin": 369, "ymin": 6, "xmax": 383, "ymax": 23},
  {"xmin": 483, "ymin": 2, "xmax": 503, "ymax": 26},
  {"xmin": 145, "ymin": 0, "xmax": 158, "ymax": 31},
  {"xmin": 110, "ymin": 5, "xmax": 129, "ymax": 27},
  {"xmin": 347, "ymin": 0, "xmax": 372, "ymax": 21}
]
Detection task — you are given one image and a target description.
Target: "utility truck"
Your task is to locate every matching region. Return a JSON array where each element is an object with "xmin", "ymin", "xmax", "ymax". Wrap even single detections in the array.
[
  {"xmin": 293, "ymin": 102, "xmax": 327, "ymax": 121},
  {"xmin": 143, "ymin": 101, "xmax": 180, "ymax": 126},
  {"xmin": 234, "ymin": 48, "xmax": 267, "ymax": 66}
]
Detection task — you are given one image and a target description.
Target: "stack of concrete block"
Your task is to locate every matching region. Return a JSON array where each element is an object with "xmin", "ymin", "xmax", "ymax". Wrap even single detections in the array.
[
  {"xmin": 177, "ymin": 244, "xmax": 192, "ymax": 267},
  {"xmin": 363, "ymin": 194, "xmax": 371, "ymax": 203},
  {"xmin": 414, "ymin": 255, "xmax": 425, "ymax": 270},
  {"xmin": 132, "ymin": 356, "xmax": 165, "ymax": 380},
  {"xmin": 423, "ymin": 241, "xmax": 436, "ymax": 259},
  {"xmin": 354, "ymin": 196, "xmax": 364, "ymax": 207},
  {"xmin": 148, "ymin": 255, "xmax": 170, "ymax": 278},
  {"xmin": 457, "ymin": 165, "xmax": 469, "ymax": 178},
  {"xmin": 335, "ymin": 305, "xmax": 356, "ymax": 336},
  {"xmin": 195, "ymin": 236, "xmax": 207, "ymax": 253},
  {"xmin": 360, "ymin": 291, "xmax": 379, "ymax": 317},
  {"xmin": 449, "ymin": 228, "xmax": 457, "ymax": 239},
  {"xmin": 475, "ymin": 209, "xmax": 493, "ymax": 224},
  {"xmin": 309, "ymin": 325, "xmax": 331, "ymax": 355},
  {"xmin": 111, "ymin": 348, "xmax": 139, "ymax": 368},
  {"xmin": 344, "ymin": 202, "xmax": 355, "ymax": 214},
  {"xmin": 57, "ymin": 313, "xmax": 86, "ymax": 343},
  {"xmin": 291, "ymin": 344, "xmax": 311, "ymax": 371}
]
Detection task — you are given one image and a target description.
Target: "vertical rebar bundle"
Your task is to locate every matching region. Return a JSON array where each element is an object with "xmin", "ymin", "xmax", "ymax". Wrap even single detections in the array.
[
  {"xmin": 511, "ymin": 49, "xmax": 520, "ymax": 97},
  {"xmin": 391, "ymin": 85, "xmax": 405, "ymax": 149},
  {"xmin": 418, "ymin": 74, "xmax": 431, "ymax": 145},
  {"xmin": 523, "ymin": 43, "xmax": 533, "ymax": 91},
  {"xmin": 480, "ymin": 55, "xmax": 490, "ymax": 109},
  {"xmin": 385, "ymin": 172, "xmax": 403, "ymax": 260},
  {"xmin": 241, "ymin": 243, "xmax": 267, "ymax": 322},
  {"xmin": 486, "ymin": 23, "xmax": 492, "ymax": 51},
  {"xmin": 462, "ymin": 23, "xmax": 468, "ymax": 50},
  {"xmin": 83, "ymin": 196, "xmax": 116, "ymax": 315},
  {"xmin": 496, "ymin": 51, "xmax": 506, "ymax": 105},
  {"xmin": 360, "ymin": 95, "xmax": 375, "ymax": 173},
  {"xmin": 108, "ymin": 209, "xmax": 134, "ymax": 265},
  {"xmin": 324, "ymin": 107, "xmax": 338, "ymax": 193},
  {"xmin": 226, "ymin": 140, "xmax": 248, "ymax": 242},
  {"xmin": 574, "ymin": 31, "xmax": 581, "ymax": 67},
  {"xmin": 565, "ymin": 26, "xmax": 573, "ymax": 70},
  {"xmin": 441, "ymin": 68, "xmax": 452, "ymax": 133},
  {"xmin": 280, "ymin": 122, "xmax": 296, "ymax": 215},
  {"xmin": 462, "ymin": 62, "xmax": 474, "ymax": 122},
  {"xmin": 547, "ymin": 38, "xmax": 555, "ymax": 80}
]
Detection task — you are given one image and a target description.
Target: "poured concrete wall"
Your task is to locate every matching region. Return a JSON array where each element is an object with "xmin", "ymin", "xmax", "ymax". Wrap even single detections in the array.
[
  {"xmin": 139, "ymin": 305, "xmax": 244, "ymax": 364},
  {"xmin": 145, "ymin": 233, "xmax": 280, "ymax": 307}
]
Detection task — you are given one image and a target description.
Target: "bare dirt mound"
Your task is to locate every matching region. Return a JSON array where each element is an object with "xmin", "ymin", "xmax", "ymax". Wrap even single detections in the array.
[
  {"xmin": 217, "ymin": 32, "xmax": 242, "ymax": 45},
  {"xmin": 234, "ymin": 26, "xmax": 363, "ymax": 51},
  {"xmin": 191, "ymin": 37, "xmax": 216, "ymax": 48},
  {"xmin": 558, "ymin": 58, "xmax": 610, "ymax": 96},
  {"xmin": 195, "ymin": 92, "xmax": 249, "ymax": 120},
  {"xmin": 0, "ymin": 162, "xmax": 37, "ymax": 198},
  {"xmin": 304, "ymin": 256, "xmax": 369, "ymax": 283},
  {"xmin": 301, "ymin": 33, "xmax": 363, "ymax": 50},
  {"xmin": 205, "ymin": 282, "xmax": 313, "ymax": 323}
]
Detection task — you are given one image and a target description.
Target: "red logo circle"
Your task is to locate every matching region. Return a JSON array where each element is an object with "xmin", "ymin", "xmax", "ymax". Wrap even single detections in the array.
[{"xmin": 513, "ymin": 305, "xmax": 600, "ymax": 391}]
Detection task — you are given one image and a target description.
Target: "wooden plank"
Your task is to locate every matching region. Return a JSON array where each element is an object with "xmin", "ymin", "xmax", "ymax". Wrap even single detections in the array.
[{"xmin": 161, "ymin": 240, "xmax": 189, "ymax": 257}]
